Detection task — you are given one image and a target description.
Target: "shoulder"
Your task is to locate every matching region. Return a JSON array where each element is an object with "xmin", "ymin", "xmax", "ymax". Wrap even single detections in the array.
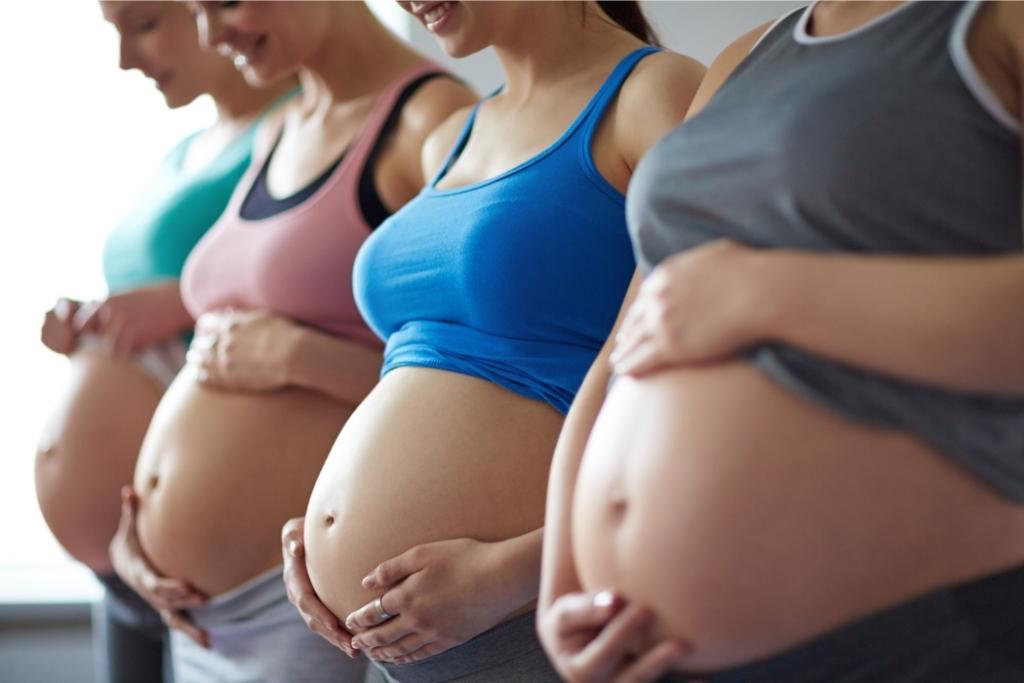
[
  {"xmin": 685, "ymin": 20, "xmax": 775, "ymax": 121},
  {"xmin": 613, "ymin": 50, "xmax": 707, "ymax": 164},
  {"xmin": 991, "ymin": 1, "xmax": 1024, "ymax": 88},
  {"xmin": 619, "ymin": 50, "xmax": 708, "ymax": 121},
  {"xmin": 390, "ymin": 74, "xmax": 478, "ymax": 183},
  {"xmin": 396, "ymin": 75, "xmax": 479, "ymax": 142}
]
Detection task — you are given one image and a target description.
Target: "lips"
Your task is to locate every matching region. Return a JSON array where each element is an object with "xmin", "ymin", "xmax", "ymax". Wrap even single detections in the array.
[
  {"xmin": 410, "ymin": 1, "xmax": 455, "ymax": 32},
  {"xmin": 220, "ymin": 35, "xmax": 267, "ymax": 71}
]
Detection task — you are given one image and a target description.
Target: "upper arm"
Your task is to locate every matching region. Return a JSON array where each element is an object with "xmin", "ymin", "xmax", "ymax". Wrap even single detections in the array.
[
  {"xmin": 389, "ymin": 77, "xmax": 479, "ymax": 190},
  {"xmin": 685, "ymin": 21, "xmax": 773, "ymax": 121},
  {"xmin": 613, "ymin": 51, "xmax": 707, "ymax": 168}
]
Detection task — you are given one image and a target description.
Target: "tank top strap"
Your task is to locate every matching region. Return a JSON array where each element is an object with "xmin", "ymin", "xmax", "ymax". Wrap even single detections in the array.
[
  {"xmin": 427, "ymin": 96, "xmax": 488, "ymax": 188},
  {"xmin": 574, "ymin": 46, "xmax": 660, "ymax": 147},
  {"xmin": 348, "ymin": 62, "xmax": 446, "ymax": 165}
]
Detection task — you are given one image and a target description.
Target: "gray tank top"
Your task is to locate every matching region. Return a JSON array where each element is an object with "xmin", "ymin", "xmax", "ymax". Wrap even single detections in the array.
[{"xmin": 627, "ymin": 1, "xmax": 1024, "ymax": 499}]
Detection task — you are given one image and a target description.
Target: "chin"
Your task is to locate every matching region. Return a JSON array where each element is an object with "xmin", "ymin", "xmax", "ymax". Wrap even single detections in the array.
[
  {"xmin": 162, "ymin": 90, "xmax": 200, "ymax": 109},
  {"xmin": 438, "ymin": 36, "xmax": 485, "ymax": 59},
  {"xmin": 240, "ymin": 63, "xmax": 287, "ymax": 89}
]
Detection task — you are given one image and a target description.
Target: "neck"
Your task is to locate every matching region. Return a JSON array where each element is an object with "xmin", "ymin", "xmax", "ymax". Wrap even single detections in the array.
[
  {"xmin": 492, "ymin": 4, "xmax": 642, "ymax": 101},
  {"xmin": 298, "ymin": 4, "xmax": 422, "ymax": 114},
  {"xmin": 208, "ymin": 73, "xmax": 295, "ymax": 127}
]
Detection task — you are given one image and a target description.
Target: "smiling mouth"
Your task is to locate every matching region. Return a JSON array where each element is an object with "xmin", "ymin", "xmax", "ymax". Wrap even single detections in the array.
[
  {"xmin": 223, "ymin": 35, "xmax": 267, "ymax": 70},
  {"xmin": 417, "ymin": 1, "xmax": 455, "ymax": 32}
]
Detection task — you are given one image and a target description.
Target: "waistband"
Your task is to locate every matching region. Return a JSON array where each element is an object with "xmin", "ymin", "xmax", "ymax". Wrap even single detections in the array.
[
  {"xmin": 185, "ymin": 566, "xmax": 287, "ymax": 628},
  {"xmin": 669, "ymin": 563, "xmax": 1024, "ymax": 682},
  {"xmin": 371, "ymin": 610, "xmax": 559, "ymax": 682}
]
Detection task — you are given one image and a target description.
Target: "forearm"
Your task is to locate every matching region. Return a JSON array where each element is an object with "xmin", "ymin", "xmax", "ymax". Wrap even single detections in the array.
[
  {"xmin": 487, "ymin": 528, "xmax": 545, "ymax": 614},
  {"xmin": 285, "ymin": 327, "xmax": 382, "ymax": 405},
  {"xmin": 762, "ymin": 250, "xmax": 1024, "ymax": 395},
  {"xmin": 541, "ymin": 273, "xmax": 642, "ymax": 614}
]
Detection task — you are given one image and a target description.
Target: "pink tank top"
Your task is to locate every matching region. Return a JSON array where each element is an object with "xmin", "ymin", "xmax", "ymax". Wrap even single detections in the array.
[{"xmin": 181, "ymin": 64, "xmax": 439, "ymax": 347}]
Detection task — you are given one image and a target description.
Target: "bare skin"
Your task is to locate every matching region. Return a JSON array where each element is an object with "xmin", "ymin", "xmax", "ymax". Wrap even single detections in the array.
[
  {"xmin": 542, "ymin": 1, "xmax": 1024, "ymax": 675},
  {"xmin": 110, "ymin": 0, "xmax": 477, "ymax": 645},
  {"xmin": 35, "ymin": 1, "xmax": 294, "ymax": 575},
  {"xmin": 290, "ymin": 0, "xmax": 704, "ymax": 669}
]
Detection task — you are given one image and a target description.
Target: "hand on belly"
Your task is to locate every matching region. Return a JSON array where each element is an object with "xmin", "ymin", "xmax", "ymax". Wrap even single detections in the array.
[
  {"xmin": 343, "ymin": 537, "xmax": 524, "ymax": 664},
  {"xmin": 537, "ymin": 590, "xmax": 689, "ymax": 682},
  {"xmin": 109, "ymin": 485, "xmax": 210, "ymax": 648}
]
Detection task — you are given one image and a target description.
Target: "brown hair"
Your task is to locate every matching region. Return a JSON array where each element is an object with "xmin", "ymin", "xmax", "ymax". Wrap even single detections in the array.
[{"xmin": 595, "ymin": 1, "xmax": 660, "ymax": 46}]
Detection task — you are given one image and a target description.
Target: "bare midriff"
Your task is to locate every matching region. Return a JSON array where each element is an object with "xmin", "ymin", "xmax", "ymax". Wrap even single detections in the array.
[
  {"xmin": 35, "ymin": 350, "xmax": 164, "ymax": 574},
  {"xmin": 304, "ymin": 367, "xmax": 563, "ymax": 620},
  {"xmin": 573, "ymin": 361, "xmax": 1024, "ymax": 671},
  {"xmin": 133, "ymin": 368, "xmax": 352, "ymax": 597}
]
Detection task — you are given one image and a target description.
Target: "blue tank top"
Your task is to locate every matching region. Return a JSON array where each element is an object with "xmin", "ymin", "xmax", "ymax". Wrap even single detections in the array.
[{"xmin": 353, "ymin": 47, "xmax": 656, "ymax": 414}]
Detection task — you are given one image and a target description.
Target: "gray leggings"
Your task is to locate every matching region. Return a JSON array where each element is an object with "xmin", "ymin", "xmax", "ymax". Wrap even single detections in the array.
[
  {"xmin": 93, "ymin": 572, "xmax": 172, "ymax": 683},
  {"xmin": 662, "ymin": 563, "xmax": 1024, "ymax": 682},
  {"xmin": 171, "ymin": 567, "xmax": 366, "ymax": 683},
  {"xmin": 365, "ymin": 611, "xmax": 559, "ymax": 683}
]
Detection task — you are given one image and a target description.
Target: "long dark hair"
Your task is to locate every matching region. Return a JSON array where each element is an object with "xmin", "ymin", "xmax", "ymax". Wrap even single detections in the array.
[{"xmin": 595, "ymin": 1, "xmax": 660, "ymax": 46}]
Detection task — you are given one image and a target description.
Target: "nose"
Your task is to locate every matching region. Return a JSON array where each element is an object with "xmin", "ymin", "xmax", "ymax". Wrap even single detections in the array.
[{"xmin": 118, "ymin": 36, "xmax": 141, "ymax": 72}]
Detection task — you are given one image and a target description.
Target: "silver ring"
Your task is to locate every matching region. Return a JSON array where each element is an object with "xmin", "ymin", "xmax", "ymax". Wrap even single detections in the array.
[{"xmin": 374, "ymin": 595, "xmax": 393, "ymax": 621}]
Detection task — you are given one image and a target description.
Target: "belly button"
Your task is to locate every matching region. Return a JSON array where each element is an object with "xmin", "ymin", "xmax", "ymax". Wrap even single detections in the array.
[
  {"xmin": 147, "ymin": 475, "xmax": 159, "ymax": 490},
  {"xmin": 607, "ymin": 492, "xmax": 628, "ymax": 519},
  {"xmin": 324, "ymin": 514, "xmax": 335, "ymax": 529}
]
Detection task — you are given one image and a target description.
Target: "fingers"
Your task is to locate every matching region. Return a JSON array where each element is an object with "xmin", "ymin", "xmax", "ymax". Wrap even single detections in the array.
[
  {"xmin": 552, "ymin": 591, "xmax": 622, "ymax": 639},
  {"xmin": 350, "ymin": 617, "xmax": 416, "ymax": 652},
  {"xmin": 364, "ymin": 632, "xmax": 429, "ymax": 662},
  {"xmin": 281, "ymin": 517, "xmax": 306, "ymax": 559},
  {"xmin": 75, "ymin": 301, "xmax": 105, "ymax": 334},
  {"xmin": 395, "ymin": 641, "xmax": 448, "ymax": 664},
  {"xmin": 281, "ymin": 518, "xmax": 354, "ymax": 655},
  {"xmin": 143, "ymin": 573, "xmax": 208, "ymax": 610},
  {"xmin": 571, "ymin": 603, "xmax": 655, "ymax": 681},
  {"xmin": 612, "ymin": 337, "xmax": 668, "ymax": 377},
  {"xmin": 55, "ymin": 298, "xmax": 79, "ymax": 320},
  {"xmin": 345, "ymin": 590, "xmax": 400, "ymax": 631},
  {"xmin": 613, "ymin": 641, "xmax": 690, "ymax": 683},
  {"xmin": 361, "ymin": 546, "xmax": 425, "ymax": 591},
  {"xmin": 161, "ymin": 609, "xmax": 210, "ymax": 649}
]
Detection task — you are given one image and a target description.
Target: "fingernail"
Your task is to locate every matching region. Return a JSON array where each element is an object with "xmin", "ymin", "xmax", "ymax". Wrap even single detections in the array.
[
  {"xmin": 287, "ymin": 540, "xmax": 300, "ymax": 556},
  {"xmin": 350, "ymin": 638, "xmax": 361, "ymax": 650},
  {"xmin": 344, "ymin": 617, "xmax": 355, "ymax": 630},
  {"xmin": 361, "ymin": 576, "xmax": 374, "ymax": 588},
  {"xmin": 594, "ymin": 591, "xmax": 616, "ymax": 608}
]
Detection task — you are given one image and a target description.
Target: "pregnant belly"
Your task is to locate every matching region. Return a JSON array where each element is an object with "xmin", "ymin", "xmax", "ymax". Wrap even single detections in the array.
[
  {"xmin": 134, "ymin": 369, "xmax": 352, "ymax": 596},
  {"xmin": 305, "ymin": 367, "xmax": 563, "ymax": 620},
  {"xmin": 35, "ymin": 350, "xmax": 163, "ymax": 573},
  {"xmin": 573, "ymin": 361, "xmax": 1024, "ymax": 671}
]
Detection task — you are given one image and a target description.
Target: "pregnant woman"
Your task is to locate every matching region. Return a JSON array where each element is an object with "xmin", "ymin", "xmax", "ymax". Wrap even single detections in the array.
[
  {"xmin": 541, "ymin": 1, "xmax": 1024, "ymax": 680},
  {"xmin": 282, "ymin": 2, "xmax": 705, "ymax": 681},
  {"xmin": 107, "ymin": 2, "xmax": 474, "ymax": 681},
  {"xmin": 36, "ymin": 2, "xmax": 292, "ymax": 680}
]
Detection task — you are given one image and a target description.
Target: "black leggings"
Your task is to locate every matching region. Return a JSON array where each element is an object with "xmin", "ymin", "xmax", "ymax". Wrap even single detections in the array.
[
  {"xmin": 663, "ymin": 563, "xmax": 1024, "ymax": 682},
  {"xmin": 93, "ymin": 573, "xmax": 171, "ymax": 683}
]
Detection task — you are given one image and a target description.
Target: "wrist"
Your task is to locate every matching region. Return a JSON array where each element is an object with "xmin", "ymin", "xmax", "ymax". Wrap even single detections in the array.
[
  {"xmin": 483, "ymin": 532, "xmax": 542, "ymax": 612},
  {"xmin": 741, "ymin": 247, "xmax": 800, "ymax": 345},
  {"xmin": 282, "ymin": 325, "xmax": 313, "ymax": 388}
]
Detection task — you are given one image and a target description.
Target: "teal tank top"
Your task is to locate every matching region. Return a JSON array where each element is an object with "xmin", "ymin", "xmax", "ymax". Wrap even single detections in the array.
[{"xmin": 101, "ymin": 124, "xmax": 259, "ymax": 293}]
